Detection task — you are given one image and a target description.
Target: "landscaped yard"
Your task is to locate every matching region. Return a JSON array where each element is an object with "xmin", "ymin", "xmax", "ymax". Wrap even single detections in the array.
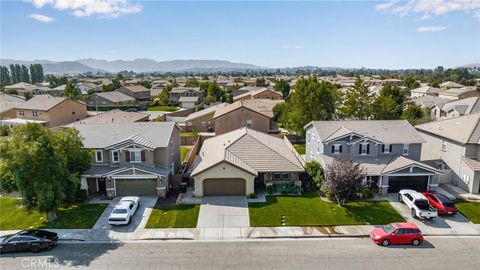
[
  {"xmin": 456, "ymin": 200, "xmax": 480, "ymax": 224},
  {"xmin": 0, "ymin": 197, "xmax": 108, "ymax": 230},
  {"xmin": 293, "ymin": 144, "xmax": 305, "ymax": 155},
  {"xmin": 147, "ymin": 106, "xmax": 179, "ymax": 112},
  {"xmin": 180, "ymin": 131, "xmax": 199, "ymax": 137},
  {"xmin": 249, "ymin": 193, "xmax": 404, "ymax": 227},
  {"xmin": 146, "ymin": 204, "xmax": 200, "ymax": 228},
  {"xmin": 181, "ymin": 146, "xmax": 191, "ymax": 162}
]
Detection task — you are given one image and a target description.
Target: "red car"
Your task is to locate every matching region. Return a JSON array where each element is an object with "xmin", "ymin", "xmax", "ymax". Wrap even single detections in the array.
[
  {"xmin": 370, "ymin": 222, "xmax": 423, "ymax": 246},
  {"xmin": 422, "ymin": 191, "xmax": 457, "ymax": 215}
]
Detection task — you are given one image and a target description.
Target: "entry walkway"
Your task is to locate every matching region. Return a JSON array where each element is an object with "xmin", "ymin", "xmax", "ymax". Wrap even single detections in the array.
[{"xmin": 197, "ymin": 196, "xmax": 250, "ymax": 228}]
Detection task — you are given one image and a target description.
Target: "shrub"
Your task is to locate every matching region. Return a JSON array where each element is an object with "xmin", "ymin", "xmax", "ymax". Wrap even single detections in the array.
[{"xmin": 249, "ymin": 193, "xmax": 257, "ymax": 199}]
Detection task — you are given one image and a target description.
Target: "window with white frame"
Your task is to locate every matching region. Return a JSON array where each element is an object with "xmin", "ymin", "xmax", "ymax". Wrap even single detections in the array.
[
  {"xmin": 403, "ymin": 144, "xmax": 409, "ymax": 155},
  {"xmin": 308, "ymin": 132, "xmax": 311, "ymax": 144},
  {"xmin": 332, "ymin": 144, "xmax": 342, "ymax": 154},
  {"xmin": 129, "ymin": 150, "xmax": 141, "ymax": 163},
  {"xmin": 382, "ymin": 144, "xmax": 392, "ymax": 153},
  {"xmin": 18, "ymin": 109, "xmax": 25, "ymax": 116},
  {"xmin": 32, "ymin": 110, "xmax": 39, "ymax": 117},
  {"xmin": 273, "ymin": 173, "xmax": 290, "ymax": 181},
  {"xmin": 111, "ymin": 150, "xmax": 119, "ymax": 163},
  {"xmin": 360, "ymin": 143, "xmax": 369, "ymax": 155},
  {"xmin": 246, "ymin": 119, "xmax": 252, "ymax": 128},
  {"xmin": 441, "ymin": 140, "xmax": 447, "ymax": 151},
  {"xmin": 463, "ymin": 174, "xmax": 470, "ymax": 184},
  {"xmin": 95, "ymin": 150, "xmax": 103, "ymax": 162}
]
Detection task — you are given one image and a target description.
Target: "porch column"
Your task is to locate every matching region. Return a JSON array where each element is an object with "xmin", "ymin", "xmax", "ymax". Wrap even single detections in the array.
[{"xmin": 80, "ymin": 177, "xmax": 88, "ymax": 196}]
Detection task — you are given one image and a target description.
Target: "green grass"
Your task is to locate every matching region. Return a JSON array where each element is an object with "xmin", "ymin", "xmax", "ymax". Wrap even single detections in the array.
[
  {"xmin": 249, "ymin": 193, "xmax": 404, "ymax": 227},
  {"xmin": 456, "ymin": 200, "xmax": 480, "ymax": 224},
  {"xmin": 146, "ymin": 204, "xmax": 200, "ymax": 228},
  {"xmin": 180, "ymin": 132, "xmax": 199, "ymax": 137},
  {"xmin": 181, "ymin": 146, "xmax": 191, "ymax": 162},
  {"xmin": 147, "ymin": 106, "xmax": 179, "ymax": 112},
  {"xmin": 0, "ymin": 197, "xmax": 107, "ymax": 230},
  {"xmin": 293, "ymin": 144, "xmax": 306, "ymax": 155}
]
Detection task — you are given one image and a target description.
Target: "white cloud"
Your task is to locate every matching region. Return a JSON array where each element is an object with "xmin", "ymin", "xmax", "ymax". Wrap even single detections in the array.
[
  {"xmin": 27, "ymin": 0, "xmax": 142, "ymax": 18},
  {"xmin": 29, "ymin": 13, "xmax": 54, "ymax": 23},
  {"xmin": 375, "ymin": 0, "xmax": 480, "ymax": 19},
  {"xmin": 416, "ymin": 26, "xmax": 448, "ymax": 32}
]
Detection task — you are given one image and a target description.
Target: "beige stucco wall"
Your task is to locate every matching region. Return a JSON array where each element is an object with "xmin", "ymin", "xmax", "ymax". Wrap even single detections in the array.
[
  {"xmin": 185, "ymin": 112, "xmax": 215, "ymax": 132},
  {"xmin": 0, "ymin": 109, "xmax": 17, "ymax": 120},
  {"xmin": 193, "ymin": 162, "xmax": 255, "ymax": 197},
  {"xmin": 234, "ymin": 91, "xmax": 283, "ymax": 102},
  {"xmin": 214, "ymin": 108, "xmax": 271, "ymax": 135},
  {"xmin": 16, "ymin": 99, "xmax": 87, "ymax": 128}
]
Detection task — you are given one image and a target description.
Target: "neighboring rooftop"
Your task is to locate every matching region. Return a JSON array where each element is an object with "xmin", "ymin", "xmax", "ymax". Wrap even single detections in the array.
[
  {"xmin": 233, "ymin": 88, "xmax": 282, "ymax": 101},
  {"xmin": 411, "ymin": 96, "xmax": 451, "ymax": 108},
  {"xmin": 92, "ymin": 91, "xmax": 135, "ymax": 103},
  {"xmin": 439, "ymin": 81, "xmax": 464, "ymax": 89},
  {"xmin": 170, "ymin": 87, "xmax": 201, "ymax": 94},
  {"xmin": 71, "ymin": 122, "xmax": 178, "ymax": 148},
  {"xmin": 306, "ymin": 120, "xmax": 424, "ymax": 144},
  {"xmin": 191, "ymin": 127, "xmax": 304, "ymax": 176},
  {"xmin": 438, "ymin": 87, "xmax": 477, "ymax": 97},
  {"xmin": 178, "ymin": 96, "xmax": 199, "ymax": 103},
  {"xmin": 213, "ymin": 99, "xmax": 283, "ymax": 119},
  {"xmin": 69, "ymin": 109, "xmax": 149, "ymax": 125},
  {"xmin": 121, "ymin": 85, "xmax": 150, "ymax": 93},
  {"xmin": 415, "ymin": 113, "xmax": 480, "ymax": 144},
  {"xmin": 441, "ymin": 97, "xmax": 480, "ymax": 115},
  {"xmin": 16, "ymin": 94, "xmax": 72, "ymax": 111},
  {"xmin": 184, "ymin": 103, "xmax": 228, "ymax": 122},
  {"xmin": 410, "ymin": 86, "xmax": 442, "ymax": 95},
  {"xmin": 0, "ymin": 93, "xmax": 25, "ymax": 114}
]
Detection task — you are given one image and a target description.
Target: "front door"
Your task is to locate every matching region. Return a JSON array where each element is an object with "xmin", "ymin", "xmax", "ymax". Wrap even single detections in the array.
[{"xmin": 98, "ymin": 178, "xmax": 107, "ymax": 195}]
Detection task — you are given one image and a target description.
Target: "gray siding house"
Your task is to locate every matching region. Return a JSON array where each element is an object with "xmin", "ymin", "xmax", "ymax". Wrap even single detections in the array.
[
  {"xmin": 416, "ymin": 113, "xmax": 480, "ymax": 194},
  {"xmin": 304, "ymin": 120, "xmax": 441, "ymax": 195},
  {"xmin": 73, "ymin": 122, "xmax": 181, "ymax": 198}
]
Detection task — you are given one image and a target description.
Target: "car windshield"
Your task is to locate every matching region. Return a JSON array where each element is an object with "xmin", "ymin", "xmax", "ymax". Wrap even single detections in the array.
[
  {"xmin": 382, "ymin": 224, "xmax": 395, "ymax": 234},
  {"xmin": 436, "ymin": 194, "xmax": 455, "ymax": 207},
  {"xmin": 112, "ymin": 209, "xmax": 127, "ymax": 214},
  {"xmin": 415, "ymin": 200, "xmax": 431, "ymax": 210}
]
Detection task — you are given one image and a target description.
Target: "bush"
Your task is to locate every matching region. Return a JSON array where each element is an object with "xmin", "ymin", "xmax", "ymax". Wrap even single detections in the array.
[
  {"xmin": 357, "ymin": 187, "xmax": 374, "ymax": 200},
  {"xmin": 249, "ymin": 193, "xmax": 257, "ymax": 199}
]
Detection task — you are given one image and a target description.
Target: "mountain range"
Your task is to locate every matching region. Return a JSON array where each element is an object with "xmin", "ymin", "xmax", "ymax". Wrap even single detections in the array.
[{"xmin": 0, "ymin": 58, "xmax": 262, "ymax": 74}]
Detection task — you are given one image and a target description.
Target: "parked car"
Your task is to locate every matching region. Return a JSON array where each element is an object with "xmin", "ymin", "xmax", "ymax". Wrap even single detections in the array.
[
  {"xmin": 398, "ymin": 189, "xmax": 438, "ymax": 220},
  {"xmin": 108, "ymin": 196, "xmax": 140, "ymax": 225},
  {"xmin": 0, "ymin": 230, "xmax": 58, "ymax": 253},
  {"xmin": 370, "ymin": 222, "xmax": 423, "ymax": 246},
  {"xmin": 422, "ymin": 191, "xmax": 458, "ymax": 215}
]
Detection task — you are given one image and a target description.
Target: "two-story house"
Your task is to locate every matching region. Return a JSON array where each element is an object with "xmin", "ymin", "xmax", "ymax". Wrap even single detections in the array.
[
  {"xmin": 304, "ymin": 120, "xmax": 441, "ymax": 195},
  {"xmin": 416, "ymin": 113, "xmax": 480, "ymax": 194},
  {"xmin": 116, "ymin": 85, "xmax": 151, "ymax": 102},
  {"xmin": 2, "ymin": 94, "xmax": 88, "ymax": 128},
  {"xmin": 74, "ymin": 122, "xmax": 181, "ymax": 198},
  {"xmin": 168, "ymin": 87, "xmax": 204, "ymax": 105}
]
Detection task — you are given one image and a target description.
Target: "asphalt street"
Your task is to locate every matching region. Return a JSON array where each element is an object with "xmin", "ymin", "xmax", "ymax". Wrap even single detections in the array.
[{"xmin": 1, "ymin": 237, "xmax": 479, "ymax": 270}]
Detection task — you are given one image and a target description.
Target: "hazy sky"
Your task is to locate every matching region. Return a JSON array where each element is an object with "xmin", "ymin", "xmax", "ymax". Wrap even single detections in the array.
[{"xmin": 1, "ymin": 0, "xmax": 479, "ymax": 69}]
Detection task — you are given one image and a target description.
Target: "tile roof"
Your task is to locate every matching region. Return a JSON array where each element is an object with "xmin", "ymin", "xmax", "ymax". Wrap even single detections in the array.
[
  {"xmin": 415, "ymin": 113, "xmax": 480, "ymax": 144},
  {"xmin": 411, "ymin": 96, "xmax": 451, "ymax": 108},
  {"xmin": 306, "ymin": 120, "xmax": 424, "ymax": 144},
  {"xmin": 106, "ymin": 134, "xmax": 156, "ymax": 150},
  {"xmin": 178, "ymin": 96, "xmax": 199, "ymax": 103},
  {"xmin": 169, "ymin": 87, "xmax": 201, "ymax": 94},
  {"xmin": 184, "ymin": 103, "xmax": 228, "ymax": 122},
  {"xmin": 122, "ymin": 85, "xmax": 150, "ymax": 93},
  {"xmin": 410, "ymin": 86, "xmax": 442, "ymax": 94},
  {"xmin": 232, "ymin": 88, "xmax": 282, "ymax": 101},
  {"xmin": 82, "ymin": 163, "xmax": 170, "ymax": 177},
  {"xmin": 93, "ymin": 91, "xmax": 135, "ymax": 103},
  {"xmin": 70, "ymin": 109, "xmax": 149, "ymax": 124},
  {"xmin": 191, "ymin": 128, "xmax": 304, "ymax": 176},
  {"xmin": 213, "ymin": 99, "xmax": 283, "ymax": 119},
  {"xmin": 16, "ymin": 94, "xmax": 70, "ymax": 111},
  {"xmin": 438, "ymin": 87, "xmax": 477, "ymax": 97},
  {"xmin": 462, "ymin": 157, "xmax": 480, "ymax": 171},
  {"xmin": 71, "ymin": 122, "xmax": 177, "ymax": 149},
  {"xmin": 0, "ymin": 93, "xmax": 25, "ymax": 114}
]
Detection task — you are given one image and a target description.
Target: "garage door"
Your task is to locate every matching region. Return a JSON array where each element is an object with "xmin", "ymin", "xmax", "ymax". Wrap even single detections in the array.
[
  {"xmin": 203, "ymin": 178, "xmax": 246, "ymax": 196},
  {"xmin": 388, "ymin": 176, "xmax": 428, "ymax": 193},
  {"xmin": 116, "ymin": 178, "xmax": 157, "ymax": 196}
]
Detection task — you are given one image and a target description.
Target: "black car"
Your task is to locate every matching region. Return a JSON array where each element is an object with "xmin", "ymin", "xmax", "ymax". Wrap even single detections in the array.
[{"xmin": 0, "ymin": 230, "xmax": 58, "ymax": 253}]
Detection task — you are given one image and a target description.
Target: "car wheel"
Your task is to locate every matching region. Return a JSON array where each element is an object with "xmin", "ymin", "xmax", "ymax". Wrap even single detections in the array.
[
  {"xmin": 381, "ymin": 239, "xmax": 390, "ymax": 246},
  {"xmin": 412, "ymin": 239, "xmax": 421, "ymax": 246},
  {"xmin": 411, "ymin": 209, "xmax": 417, "ymax": 218},
  {"xmin": 30, "ymin": 245, "xmax": 41, "ymax": 253}
]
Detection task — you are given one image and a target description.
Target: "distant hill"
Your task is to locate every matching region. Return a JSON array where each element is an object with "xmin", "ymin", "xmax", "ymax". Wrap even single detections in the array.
[
  {"xmin": 0, "ymin": 58, "xmax": 262, "ymax": 74},
  {"xmin": 76, "ymin": 58, "xmax": 261, "ymax": 73},
  {"xmin": 457, "ymin": 63, "xmax": 480, "ymax": 69},
  {"xmin": 0, "ymin": 59, "xmax": 102, "ymax": 74}
]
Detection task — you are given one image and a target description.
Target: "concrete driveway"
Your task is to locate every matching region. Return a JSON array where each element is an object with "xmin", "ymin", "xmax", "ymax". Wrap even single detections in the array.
[
  {"xmin": 389, "ymin": 200, "xmax": 479, "ymax": 235},
  {"xmin": 92, "ymin": 196, "xmax": 158, "ymax": 232},
  {"xmin": 197, "ymin": 196, "xmax": 250, "ymax": 228}
]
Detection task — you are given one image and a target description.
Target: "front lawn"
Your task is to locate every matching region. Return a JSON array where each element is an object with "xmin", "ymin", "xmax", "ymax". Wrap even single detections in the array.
[
  {"xmin": 147, "ymin": 106, "xmax": 178, "ymax": 112},
  {"xmin": 249, "ymin": 193, "xmax": 404, "ymax": 227},
  {"xmin": 456, "ymin": 200, "xmax": 480, "ymax": 223},
  {"xmin": 180, "ymin": 132, "xmax": 199, "ymax": 137},
  {"xmin": 0, "ymin": 197, "xmax": 107, "ymax": 230},
  {"xmin": 293, "ymin": 144, "xmax": 306, "ymax": 155},
  {"xmin": 181, "ymin": 146, "xmax": 191, "ymax": 162},
  {"xmin": 146, "ymin": 204, "xmax": 200, "ymax": 228}
]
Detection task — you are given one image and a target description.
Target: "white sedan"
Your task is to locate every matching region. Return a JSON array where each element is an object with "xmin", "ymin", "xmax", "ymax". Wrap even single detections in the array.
[{"xmin": 108, "ymin": 196, "xmax": 140, "ymax": 225}]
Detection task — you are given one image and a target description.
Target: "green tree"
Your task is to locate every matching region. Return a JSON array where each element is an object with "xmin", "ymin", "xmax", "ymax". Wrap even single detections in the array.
[
  {"xmin": 9, "ymin": 64, "xmax": 18, "ymax": 84},
  {"xmin": 63, "ymin": 83, "xmax": 80, "ymax": 99},
  {"xmin": 275, "ymin": 79, "xmax": 291, "ymax": 99},
  {"xmin": 340, "ymin": 78, "xmax": 373, "ymax": 120},
  {"xmin": 322, "ymin": 158, "xmax": 365, "ymax": 205},
  {"xmin": 305, "ymin": 161, "xmax": 324, "ymax": 189},
  {"xmin": 372, "ymin": 95, "xmax": 400, "ymax": 120},
  {"xmin": 29, "ymin": 64, "xmax": 44, "ymax": 84},
  {"xmin": 21, "ymin": 65, "xmax": 30, "ymax": 83},
  {"xmin": 153, "ymin": 89, "xmax": 170, "ymax": 106},
  {"xmin": 0, "ymin": 124, "xmax": 91, "ymax": 220},
  {"xmin": 138, "ymin": 80, "xmax": 152, "ymax": 89},
  {"xmin": 272, "ymin": 102, "xmax": 287, "ymax": 125},
  {"xmin": 404, "ymin": 76, "xmax": 420, "ymax": 90},
  {"xmin": 23, "ymin": 92, "xmax": 33, "ymax": 100},
  {"xmin": 185, "ymin": 78, "xmax": 199, "ymax": 87},
  {"xmin": 0, "ymin": 65, "xmax": 11, "ymax": 87},
  {"xmin": 281, "ymin": 76, "xmax": 338, "ymax": 136},
  {"xmin": 401, "ymin": 104, "xmax": 432, "ymax": 126},
  {"xmin": 255, "ymin": 77, "xmax": 267, "ymax": 87}
]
